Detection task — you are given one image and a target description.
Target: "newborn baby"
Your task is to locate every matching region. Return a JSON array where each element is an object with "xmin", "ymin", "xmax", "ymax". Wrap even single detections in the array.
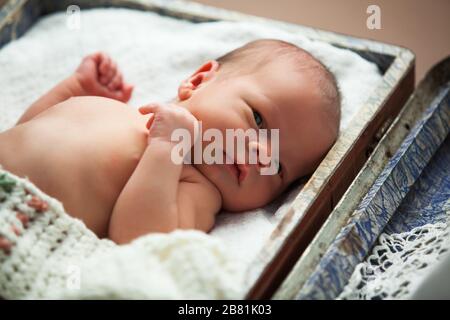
[{"xmin": 0, "ymin": 39, "xmax": 340, "ymax": 244}]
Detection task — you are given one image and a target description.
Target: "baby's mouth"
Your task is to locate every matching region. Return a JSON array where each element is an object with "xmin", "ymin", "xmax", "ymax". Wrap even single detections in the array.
[{"xmin": 222, "ymin": 151, "xmax": 248, "ymax": 184}]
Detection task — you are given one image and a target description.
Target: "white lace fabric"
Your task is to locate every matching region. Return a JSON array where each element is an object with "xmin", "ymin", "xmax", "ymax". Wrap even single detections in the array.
[{"xmin": 339, "ymin": 202, "xmax": 450, "ymax": 300}]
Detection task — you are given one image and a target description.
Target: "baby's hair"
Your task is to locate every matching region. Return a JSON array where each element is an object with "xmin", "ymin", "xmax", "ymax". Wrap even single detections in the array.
[{"xmin": 216, "ymin": 39, "xmax": 341, "ymax": 139}]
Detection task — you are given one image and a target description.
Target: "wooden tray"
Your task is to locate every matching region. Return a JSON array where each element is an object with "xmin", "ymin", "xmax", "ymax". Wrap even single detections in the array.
[{"xmin": 0, "ymin": 0, "xmax": 415, "ymax": 299}]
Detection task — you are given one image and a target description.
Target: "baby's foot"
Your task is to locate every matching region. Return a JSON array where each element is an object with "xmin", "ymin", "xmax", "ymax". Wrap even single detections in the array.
[
  {"xmin": 75, "ymin": 52, "xmax": 134, "ymax": 102},
  {"xmin": 0, "ymin": 235, "xmax": 12, "ymax": 254}
]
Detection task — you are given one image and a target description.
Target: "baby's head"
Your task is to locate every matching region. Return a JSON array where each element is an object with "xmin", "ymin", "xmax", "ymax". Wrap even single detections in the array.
[{"xmin": 177, "ymin": 39, "xmax": 341, "ymax": 211}]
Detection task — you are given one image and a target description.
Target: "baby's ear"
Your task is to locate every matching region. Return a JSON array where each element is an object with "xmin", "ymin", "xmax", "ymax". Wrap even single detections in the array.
[{"xmin": 178, "ymin": 60, "xmax": 219, "ymax": 101}]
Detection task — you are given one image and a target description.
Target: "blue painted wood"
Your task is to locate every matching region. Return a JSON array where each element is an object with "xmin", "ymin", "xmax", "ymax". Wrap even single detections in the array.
[
  {"xmin": 0, "ymin": 0, "xmax": 41, "ymax": 50},
  {"xmin": 296, "ymin": 82, "xmax": 450, "ymax": 300},
  {"xmin": 384, "ymin": 135, "xmax": 450, "ymax": 234},
  {"xmin": 0, "ymin": 0, "xmax": 219, "ymax": 51}
]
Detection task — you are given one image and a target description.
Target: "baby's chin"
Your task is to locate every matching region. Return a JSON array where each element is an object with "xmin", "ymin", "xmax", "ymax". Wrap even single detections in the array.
[
  {"xmin": 192, "ymin": 163, "xmax": 241, "ymax": 210},
  {"xmin": 221, "ymin": 186, "xmax": 277, "ymax": 212},
  {"xmin": 221, "ymin": 197, "xmax": 267, "ymax": 213},
  {"xmin": 192, "ymin": 163, "xmax": 278, "ymax": 212}
]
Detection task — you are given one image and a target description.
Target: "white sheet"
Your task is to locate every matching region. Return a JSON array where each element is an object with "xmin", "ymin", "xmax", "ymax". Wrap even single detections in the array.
[{"xmin": 0, "ymin": 8, "xmax": 383, "ymax": 267}]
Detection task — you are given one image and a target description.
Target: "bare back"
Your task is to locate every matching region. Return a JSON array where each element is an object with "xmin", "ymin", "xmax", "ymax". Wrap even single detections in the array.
[{"xmin": 0, "ymin": 96, "xmax": 149, "ymax": 237}]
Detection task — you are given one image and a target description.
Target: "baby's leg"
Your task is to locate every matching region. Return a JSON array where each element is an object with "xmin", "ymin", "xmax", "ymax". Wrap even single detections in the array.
[{"xmin": 16, "ymin": 52, "xmax": 133, "ymax": 125}]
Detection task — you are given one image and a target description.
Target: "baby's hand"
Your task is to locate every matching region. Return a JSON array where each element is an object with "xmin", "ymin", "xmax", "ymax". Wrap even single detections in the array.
[
  {"xmin": 139, "ymin": 103, "xmax": 199, "ymax": 146},
  {"xmin": 75, "ymin": 52, "xmax": 134, "ymax": 102}
]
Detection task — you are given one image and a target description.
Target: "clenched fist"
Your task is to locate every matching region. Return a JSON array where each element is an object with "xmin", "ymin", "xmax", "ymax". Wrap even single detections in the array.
[{"xmin": 75, "ymin": 52, "xmax": 134, "ymax": 102}]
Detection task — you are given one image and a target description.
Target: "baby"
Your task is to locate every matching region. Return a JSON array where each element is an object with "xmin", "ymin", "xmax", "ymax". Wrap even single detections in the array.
[{"xmin": 0, "ymin": 39, "xmax": 340, "ymax": 244}]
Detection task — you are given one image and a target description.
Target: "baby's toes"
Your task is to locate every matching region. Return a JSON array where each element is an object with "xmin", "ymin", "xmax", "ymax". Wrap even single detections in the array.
[
  {"xmin": 105, "ymin": 61, "xmax": 117, "ymax": 84},
  {"xmin": 0, "ymin": 236, "xmax": 12, "ymax": 253},
  {"xmin": 99, "ymin": 53, "xmax": 111, "ymax": 74},
  {"xmin": 108, "ymin": 72, "xmax": 123, "ymax": 91},
  {"xmin": 99, "ymin": 54, "xmax": 112, "ymax": 84}
]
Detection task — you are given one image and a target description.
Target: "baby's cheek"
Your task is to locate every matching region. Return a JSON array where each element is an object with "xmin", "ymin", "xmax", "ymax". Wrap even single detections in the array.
[
  {"xmin": 254, "ymin": 177, "xmax": 283, "ymax": 205},
  {"xmin": 224, "ymin": 182, "xmax": 277, "ymax": 211}
]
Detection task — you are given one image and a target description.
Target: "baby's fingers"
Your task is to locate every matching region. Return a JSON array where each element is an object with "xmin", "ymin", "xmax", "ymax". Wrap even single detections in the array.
[
  {"xmin": 114, "ymin": 83, "xmax": 133, "ymax": 103},
  {"xmin": 139, "ymin": 103, "xmax": 161, "ymax": 115},
  {"xmin": 139, "ymin": 103, "xmax": 160, "ymax": 130},
  {"xmin": 122, "ymin": 83, "xmax": 134, "ymax": 102},
  {"xmin": 99, "ymin": 53, "xmax": 112, "ymax": 76},
  {"xmin": 145, "ymin": 113, "xmax": 155, "ymax": 130}
]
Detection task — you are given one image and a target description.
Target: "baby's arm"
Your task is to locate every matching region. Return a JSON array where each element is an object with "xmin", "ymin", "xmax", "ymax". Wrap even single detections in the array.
[
  {"xmin": 108, "ymin": 103, "xmax": 221, "ymax": 244},
  {"xmin": 17, "ymin": 52, "xmax": 133, "ymax": 125}
]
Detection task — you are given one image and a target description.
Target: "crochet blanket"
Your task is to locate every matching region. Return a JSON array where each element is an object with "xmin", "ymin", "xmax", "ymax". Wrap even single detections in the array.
[{"xmin": 0, "ymin": 169, "xmax": 244, "ymax": 299}]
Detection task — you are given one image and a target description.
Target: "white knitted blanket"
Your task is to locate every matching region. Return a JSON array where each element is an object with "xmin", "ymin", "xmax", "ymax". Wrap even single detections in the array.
[{"xmin": 0, "ymin": 8, "xmax": 382, "ymax": 299}]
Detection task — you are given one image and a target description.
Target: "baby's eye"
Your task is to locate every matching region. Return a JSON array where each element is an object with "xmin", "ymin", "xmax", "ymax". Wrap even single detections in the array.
[{"xmin": 253, "ymin": 110, "xmax": 263, "ymax": 128}]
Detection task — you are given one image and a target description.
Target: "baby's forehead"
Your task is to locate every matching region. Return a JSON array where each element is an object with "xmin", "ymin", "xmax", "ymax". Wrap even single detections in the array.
[
  {"xmin": 225, "ymin": 42, "xmax": 339, "ymax": 118},
  {"xmin": 247, "ymin": 48, "xmax": 319, "ymax": 74}
]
